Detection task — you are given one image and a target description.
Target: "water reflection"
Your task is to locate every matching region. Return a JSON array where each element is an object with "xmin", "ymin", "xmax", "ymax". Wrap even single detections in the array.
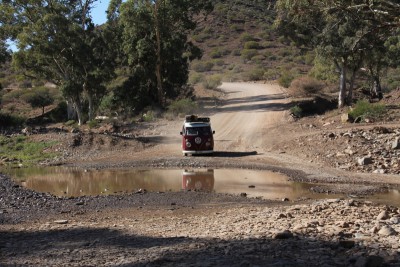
[
  {"xmin": 182, "ymin": 169, "xmax": 214, "ymax": 192},
  {"xmin": 3, "ymin": 167, "xmax": 400, "ymax": 206}
]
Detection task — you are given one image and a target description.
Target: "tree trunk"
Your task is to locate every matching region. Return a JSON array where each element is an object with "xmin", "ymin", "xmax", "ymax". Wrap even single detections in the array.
[
  {"xmin": 66, "ymin": 100, "xmax": 76, "ymax": 120},
  {"xmin": 42, "ymin": 106, "xmax": 45, "ymax": 115},
  {"xmin": 153, "ymin": 1, "xmax": 164, "ymax": 106},
  {"xmin": 346, "ymin": 70, "xmax": 356, "ymax": 105},
  {"xmin": 338, "ymin": 63, "xmax": 347, "ymax": 108},
  {"xmin": 72, "ymin": 98, "xmax": 83, "ymax": 125},
  {"xmin": 87, "ymin": 89, "xmax": 94, "ymax": 121},
  {"xmin": 372, "ymin": 76, "xmax": 383, "ymax": 100}
]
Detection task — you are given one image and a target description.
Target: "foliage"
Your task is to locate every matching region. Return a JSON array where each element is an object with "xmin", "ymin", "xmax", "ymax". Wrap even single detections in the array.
[
  {"xmin": 23, "ymin": 87, "xmax": 55, "ymax": 115},
  {"xmin": 290, "ymin": 76, "xmax": 325, "ymax": 96},
  {"xmin": 0, "ymin": 135, "xmax": 58, "ymax": 166},
  {"xmin": 118, "ymin": 0, "xmax": 211, "ymax": 109},
  {"xmin": 242, "ymin": 68, "xmax": 265, "ymax": 81},
  {"xmin": 290, "ymin": 105, "xmax": 302, "ymax": 118},
  {"xmin": 5, "ymin": 0, "xmax": 117, "ymax": 125},
  {"xmin": 192, "ymin": 61, "xmax": 214, "ymax": 72},
  {"xmin": 0, "ymin": 112, "xmax": 25, "ymax": 127},
  {"xmin": 275, "ymin": 0, "xmax": 400, "ymax": 108},
  {"xmin": 244, "ymin": 41, "xmax": 261, "ymax": 50},
  {"xmin": 278, "ymin": 71, "xmax": 294, "ymax": 88},
  {"xmin": 241, "ymin": 49, "xmax": 258, "ymax": 61},
  {"xmin": 348, "ymin": 100, "xmax": 386, "ymax": 122},
  {"xmin": 189, "ymin": 73, "xmax": 204, "ymax": 85},
  {"xmin": 202, "ymin": 74, "xmax": 222, "ymax": 90},
  {"xmin": 167, "ymin": 98, "xmax": 198, "ymax": 115}
]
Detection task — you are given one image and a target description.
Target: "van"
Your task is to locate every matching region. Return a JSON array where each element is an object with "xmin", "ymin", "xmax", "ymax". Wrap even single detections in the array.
[{"xmin": 180, "ymin": 115, "xmax": 215, "ymax": 156}]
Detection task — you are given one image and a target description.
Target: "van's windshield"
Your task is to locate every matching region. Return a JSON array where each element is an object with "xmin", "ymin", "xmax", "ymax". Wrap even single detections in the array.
[{"xmin": 186, "ymin": 127, "xmax": 211, "ymax": 136}]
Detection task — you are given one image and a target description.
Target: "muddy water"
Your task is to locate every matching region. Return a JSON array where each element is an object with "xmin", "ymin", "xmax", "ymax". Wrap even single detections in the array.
[{"xmin": 4, "ymin": 167, "xmax": 400, "ymax": 205}]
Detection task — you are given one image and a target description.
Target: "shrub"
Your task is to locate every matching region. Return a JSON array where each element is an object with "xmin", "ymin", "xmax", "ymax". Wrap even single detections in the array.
[
  {"xmin": 348, "ymin": 100, "xmax": 386, "ymax": 122},
  {"xmin": 278, "ymin": 71, "xmax": 295, "ymax": 88},
  {"xmin": 240, "ymin": 33, "xmax": 255, "ymax": 42},
  {"xmin": 210, "ymin": 48, "xmax": 223, "ymax": 59},
  {"xmin": 242, "ymin": 68, "xmax": 265, "ymax": 81},
  {"xmin": 244, "ymin": 41, "xmax": 261, "ymax": 49},
  {"xmin": 168, "ymin": 98, "xmax": 198, "ymax": 115},
  {"xmin": 192, "ymin": 61, "xmax": 214, "ymax": 72},
  {"xmin": 189, "ymin": 73, "xmax": 203, "ymax": 85},
  {"xmin": 202, "ymin": 75, "xmax": 222, "ymax": 90},
  {"xmin": 23, "ymin": 86, "xmax": 55, "ymax": 115},
  {"xmin": 289, "ymin": 76, "xmax": 325, "ymax": 96},
  {"xmin": 290, "ymin": 105, "xmax": 302, "ymax": 118},
  {"xmin": 87, "ymin": 119, "xmax": 98, "ymax": 128},
  {"xmin": 0, "ymin": 112, "xmax": 26, "ymax": 128},
  {"xmin": 241, "ymin": 49, "xmax": 258, "ymax": 61}
]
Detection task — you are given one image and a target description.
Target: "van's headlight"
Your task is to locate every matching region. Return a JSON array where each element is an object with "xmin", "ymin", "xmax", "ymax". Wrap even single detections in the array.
[
  {"xmin": 186, "ymin": 141, "xmax": 191, "ymax": 148},
  {"xmin": 206, "ymin": 142, "xmax": 211, "ymax": 146}
]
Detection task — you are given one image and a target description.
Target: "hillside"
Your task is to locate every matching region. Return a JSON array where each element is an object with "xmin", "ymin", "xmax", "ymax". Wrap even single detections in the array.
[{"xmin": 189, "ymin": 0, "xmax": 313, "ymax": 84}]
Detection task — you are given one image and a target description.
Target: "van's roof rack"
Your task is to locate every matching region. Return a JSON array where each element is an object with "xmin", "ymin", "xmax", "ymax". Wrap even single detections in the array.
[{"xmin": 185, "ymin": 115, "xmax": 210, "ymax": 123}]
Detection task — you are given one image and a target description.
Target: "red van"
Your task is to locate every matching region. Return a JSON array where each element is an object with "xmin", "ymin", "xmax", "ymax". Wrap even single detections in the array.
[{"xmin": 180, "ymin": 115, "xmax": 215, "ymax": 156}]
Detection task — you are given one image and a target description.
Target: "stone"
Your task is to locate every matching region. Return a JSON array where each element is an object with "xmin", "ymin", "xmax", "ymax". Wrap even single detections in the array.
[
  {"xmin": 54, "ymin": 220, "xmax": 69, "ymax": 224},
  {"xmin": 357, "ymin": 156, "xmax": 373, "ymax": 166},
  {"xmin": 273, "ymin": 230, "xmax": 293, "ymax": 239},
  {"xmin": 392, "ymin": 138, "xmax": 400, "ymax": 150},
  {"xmin": 341, "ymin": 113, "xmax": 351, "ymax": 123},
  {"xmin": 376, "ymin": 210, "xmax": 389, "ymax": 220},
  {"xmin": 378, "ymin": 225, "xmax": 396, "ymax": 236}
]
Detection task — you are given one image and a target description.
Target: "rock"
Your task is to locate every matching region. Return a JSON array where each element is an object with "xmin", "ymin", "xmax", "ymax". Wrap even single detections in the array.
[
  {"xmin": 376, "ymin": 210, "xmax": 389, "ymax": 220},
  {"xmin": 273, "ymin": 230, "xmax": 293, "ymax": 239},
  {"xmin": 378, "ymin": 225, "xmax": 396, "ymax": 236},
  {"xmin": 341, "ymin": 113, "xmax": 352, "ymax": 123},
  {"xmin": 392, "ymin": 137, "xmax": 400, "ymax": 149},
  {"xmin": 54, "ymin": 220, "xmax": 69, "ymax": 224},
  {"xmin": 240, "ymin": 193, "xmax": 247, "ymax": 197},
  {"xmin": 357, "ymin": 156, "xmax": 372, "ymax": 166}
]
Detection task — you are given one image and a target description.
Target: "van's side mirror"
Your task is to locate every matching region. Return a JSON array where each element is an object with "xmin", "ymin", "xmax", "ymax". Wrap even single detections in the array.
[
  {"xmin": 213, "ymin": 131, "xmax": 215, "ymax": 134},
  {"xmin": 180, "ymin": 132, "xmax": 183, "ymax": 135}
]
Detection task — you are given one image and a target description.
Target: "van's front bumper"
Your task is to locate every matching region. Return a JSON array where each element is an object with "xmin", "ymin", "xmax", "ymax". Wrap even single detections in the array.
[{"xmin": 182, "ymin": 150, "xmax": 214, "ymax": 155}]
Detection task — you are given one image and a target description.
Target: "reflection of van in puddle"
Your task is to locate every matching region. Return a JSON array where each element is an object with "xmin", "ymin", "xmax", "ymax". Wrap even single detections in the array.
[
  {"xmin": 182, "ymin": 169, "xmax": 214, "ymax": 192},
  {"xmin": 180, "ymin": 115, "xmax": 215, "ymax": 156}
]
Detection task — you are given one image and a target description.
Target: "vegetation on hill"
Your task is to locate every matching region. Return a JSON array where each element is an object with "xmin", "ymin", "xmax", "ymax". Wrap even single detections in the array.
[{"xmin": 0, "ymin": 0, "xmax": 400, "ymax": 128}]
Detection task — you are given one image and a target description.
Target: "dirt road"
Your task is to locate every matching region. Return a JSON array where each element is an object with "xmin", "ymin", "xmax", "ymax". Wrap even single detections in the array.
[{"xmin": 212, "ymin": 82, "xmax": 289, "ymax": 152}]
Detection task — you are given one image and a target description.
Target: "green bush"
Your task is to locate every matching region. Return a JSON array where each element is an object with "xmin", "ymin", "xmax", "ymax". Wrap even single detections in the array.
[
  {"xmin": 87, "ymin": 120, "xmax": 98, "ymax": 128},
  {"xmin": 202, "ymin": 74, "xmax": 222, "ymax": 90},
  {"xmin": 348, "ymin": 100, "xmax": 386, "ymax": 122},
  {"xmin": 242, "ymin": 68, "xmax": 265, "ymax": 81},
  {"xmin": 241, "ymin": 49, "xmax": 258, "ymax": 61},
  {"xmin": 0, "ymin": 112, "xmax": 26, "ymax": 128},
  {"xmin": 290, "ymin": 105, "xmax": 303, "ymax": 118},
  {"xmin": 192, "ymin": 61, "xmax": 214, "ymax": 72},
  {"xmin": 278, "ymin": 71, "xmax": 295, "ymax": 88},
  {"xmin": 244, "ymin": 41, "xmax": 261, "ymax": 49},
  {"xmin": 168, "ymin": 98, "xmax": 198, "ymax": 115},
  {"xmin": 189, "ymin": 73, "xmax": 204, "ymax": 85},
  {"xmin": 240, "ymin": 33, "xmax": 255, "ymax": 42}
]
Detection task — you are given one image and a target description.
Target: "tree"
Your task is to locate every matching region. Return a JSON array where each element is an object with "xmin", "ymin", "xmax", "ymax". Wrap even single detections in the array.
[
  {"xmin": 23, "ymin": 87, "xmax": 55, "ymax": 115},
  {"xmin": 275, "ymin": 0, "xmax": 400, "ymax": 108},
  {"xmin": 3, "ymin": 0, "xmax": 116, "ymax": 125},
  {"xmin": 118, "ymin": 0, "xmax": 211, "ymax": 109}
]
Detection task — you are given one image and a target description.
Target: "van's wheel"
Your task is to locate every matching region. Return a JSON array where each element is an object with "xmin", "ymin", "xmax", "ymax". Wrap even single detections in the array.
[{"xmin": 183, "ymin": 153, "xmax": 187, "ymax": 157}]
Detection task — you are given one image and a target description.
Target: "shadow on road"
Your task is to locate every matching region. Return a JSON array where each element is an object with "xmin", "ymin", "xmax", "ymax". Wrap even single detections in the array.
[{"xmin": 192, "ymin": 151, "xmax": 258, "ymax": 158}]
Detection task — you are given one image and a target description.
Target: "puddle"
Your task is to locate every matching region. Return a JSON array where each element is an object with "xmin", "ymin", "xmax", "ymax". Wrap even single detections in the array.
[{"xmin": 3, "ymin": 167, "xmax": 400, "ymax": 206}]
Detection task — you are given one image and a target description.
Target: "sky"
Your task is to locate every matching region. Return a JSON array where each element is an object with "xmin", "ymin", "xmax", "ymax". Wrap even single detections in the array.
[{"xmin": 91, "ymin": 0, "xmax": 110, "ymax": 25}]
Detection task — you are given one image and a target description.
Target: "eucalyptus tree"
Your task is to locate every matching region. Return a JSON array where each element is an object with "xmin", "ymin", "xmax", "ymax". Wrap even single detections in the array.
[
  {"xmin": 275, "ymin": 0, "xmax": 400, "ymax": 108},
  {"xmin": 2, "ymin": 0, "xmax": 115, "ymax": 125},
  {"xmin": 118, "ymin": 0, "xmax": 211, "ymax": 109}
]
